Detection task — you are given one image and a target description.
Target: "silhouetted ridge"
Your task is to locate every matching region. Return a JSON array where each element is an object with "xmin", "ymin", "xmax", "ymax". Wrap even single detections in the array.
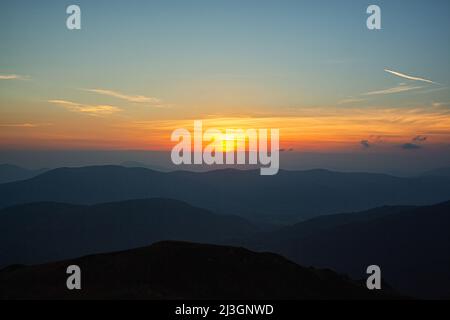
[
  {"xmin": 1, "ymin": 165, "xmax": 450, "ymax": 224},
  {"xmin": 0, "ymin": 198, "xmax": 256, "ymax": 268},
  {"xmin": 240, "ymin": 200, "xmax": 450, "ymax": 299},
  {"xmin": 0, "ymin": 241, "xmax": 399, "ymax": 300}
]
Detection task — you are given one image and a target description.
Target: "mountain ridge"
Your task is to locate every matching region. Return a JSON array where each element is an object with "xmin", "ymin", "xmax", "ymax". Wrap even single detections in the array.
[
  {"xmin": 244, "ymin": 200, "xmax": 450, "ymax": 299},
  {"xmin": 1, "ymin": 165, "xmax": 450, "ymax": 224},
  {"xmin": 0, "ymin": 241, "xmax": 400, "ymax": 300},
  {"xmin": 0, "ymin": 164, "xmax": 47, "ymax": 184},
  {"xmin": 0, "ymin": 198, "xmax": 257, "ymax": 268}
]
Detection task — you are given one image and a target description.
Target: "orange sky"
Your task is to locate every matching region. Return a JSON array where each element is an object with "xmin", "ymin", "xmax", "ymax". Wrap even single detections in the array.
[{"xmin": 1, "ymin": 104, "xmax": 449, "ymax": 152}]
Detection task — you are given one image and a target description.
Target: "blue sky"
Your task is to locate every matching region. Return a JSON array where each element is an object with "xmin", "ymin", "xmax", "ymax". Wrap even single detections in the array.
[
  {"xmin": 0, "ymin": 0, "xmax": 449, "ymax": 170},
  {"xmin": 1, "ymin": 0, "xmax": 449, "ymax": 107}
]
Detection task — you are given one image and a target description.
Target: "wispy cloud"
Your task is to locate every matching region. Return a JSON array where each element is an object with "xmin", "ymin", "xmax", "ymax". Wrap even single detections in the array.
[
  {"xmin": 48, "ymin": 100, "xmax": 122, "ymax": 116},
  {"xmin": 340, "ymin": 69, "xmax": 441, "ymax": 104},
  {"xmin": 432, "ymin": 102, "xmax": 450, "ymax": 107},
  {"xmin": 84, "ymin": 88, "xmax": 161, "ymax": 104},
  {"xmin": 384, "ymin": 69, "xmax": 438, "ymax": 85},
  {"xmin": 0, "ymin": 74, "xmax": 30, "ymax": 80},
  {"xmin": 337, "ymin": 97, "xmax": 366, "ymax": 105},
  {"xmin": 0, "ymin": 123, "xmax": 51, "ymax": 128},
  {"xmin": 364, "ymin": 84, "xmax": 422, "ymax": 96}
]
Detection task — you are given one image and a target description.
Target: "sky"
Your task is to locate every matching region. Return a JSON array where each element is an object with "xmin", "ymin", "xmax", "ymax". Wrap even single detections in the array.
[{"xmin": 1, "ymin": 0, "xmax": 450, "ymax": 171}]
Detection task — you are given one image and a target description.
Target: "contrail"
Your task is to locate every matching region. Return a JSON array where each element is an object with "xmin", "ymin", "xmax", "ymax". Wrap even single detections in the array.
[{"xmin": 384, "ymin": 69, "xmax": 438, "ymax": 85}]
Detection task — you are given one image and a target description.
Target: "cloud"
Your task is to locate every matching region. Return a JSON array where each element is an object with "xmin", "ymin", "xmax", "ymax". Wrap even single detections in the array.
[
  {"xmin": 0, "ymin": 123, "xmax": 51, "ymax": 128},
  {"xmin": 348, "ymin": 69, "xmax": 440, "ymax": 101},
  {"xmin": 432, "ymin": 102, "xmax": 449, "ymax": 107},
  {"xmin": 413, "ymin": 135, "xmax": 427, "ymax": 142},
  {"xmin": 384, "ymin": 69, "xmax": 438, "ymax": 85},
  {"xmin": 0, "ymin": 74, "xmax": 30, "ymax": 80},
  {"xmin": 360, "ymin": 140, "xmax": 370, "ymax": 148},
  {"xmin": 84, "ymin": 88, "xmax": 161, "ymax": 104},
  {"xmin": 401, "ymin": 143, "xmax": 421, "ymax": 150},
  {"xmin": 418, "ymin": 87, "xmax": 448, "ymax": 95},
  {"xmin": 48, "ymin": 100, "xmax": 122, "ymax": 115},
  {"xmin": 337, "ymin": 97, "xmax": 366, "ymax": 105},
  {"xmin": 364, "ymin": 84, "xmax": 422, "ymax": 96}
]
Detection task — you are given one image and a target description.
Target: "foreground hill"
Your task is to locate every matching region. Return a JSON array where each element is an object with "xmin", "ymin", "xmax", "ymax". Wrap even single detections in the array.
[
  {"xmin": 0, "ymin": 199, "xmax": 256, "ymax": 268},
  {"xmin": 1, "ymin": 165, "xmax": 450, "ymax": 224},
  {"xmin": 0, "ymin": 241, "xmax": 397, "ymax": 300},
  {"xmin": 2, "ymin": 196, "xmax": 448, "ymax": 298},
  {"xmin": 244, "ymin": 201, "xmax": 450, "ymax": 299}
]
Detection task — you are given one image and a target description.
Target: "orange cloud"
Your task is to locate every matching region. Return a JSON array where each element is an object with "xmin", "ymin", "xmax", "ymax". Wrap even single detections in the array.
[
  {"xmin": 2, "ymin": 105, "xmax": 450, "ymax": 151},
  {"xmin": 48, "ymin": 100, "xmax": 122, "ymax": 116},
  {"xmin": 117, "ymin": 106, "xmax": 450, "ymax": 151}
]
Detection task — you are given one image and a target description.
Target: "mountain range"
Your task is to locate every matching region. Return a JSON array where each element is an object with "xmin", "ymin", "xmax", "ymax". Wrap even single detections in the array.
[
  {"xmin": 1, "ymin": 165, "xmax": 450, "ymax": 224},
  {"xmin": 0, "ymin": 198, "xmax": 255, "ymax": 268},
  {"xmin": 1, "ymin": 196, "xmax": 449, "ymax": 299},
  {"xmin": 237, "ymin": 201, "xmax": 450, "ymax": 299}
]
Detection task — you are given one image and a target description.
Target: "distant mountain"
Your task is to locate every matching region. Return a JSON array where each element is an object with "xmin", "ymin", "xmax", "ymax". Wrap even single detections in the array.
[
  {"xmin": 244, "ymin": 201, "xmax": 450, "ymax": 299},
  {"xmin": 120, "ymin": 161, "xmax": 172, "ymax": 172},
  {"xmin": 422, "ymin": 167, "xmax": 450, "ymax": 178},
  {"xmin": 0, "ymin": 199, "xmax": 256, "ymax": 268},
  {"xmin": 0, "ymin": 164, "xmax": 47, "ymax": 184},
  {"xmin": 0, "ymin": 241, "xmax": 398, "ymax": 300},
  {"xmin": 238, "ymin": 205, "xmax": 415, "ymax": 249},
  {"xmin": 1, "ymin": 165, "xmax": 450, "ymax": 224}
]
